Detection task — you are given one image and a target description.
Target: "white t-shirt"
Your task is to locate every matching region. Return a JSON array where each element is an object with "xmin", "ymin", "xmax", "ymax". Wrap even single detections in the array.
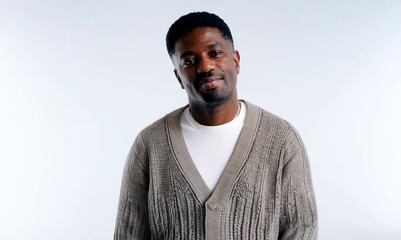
[{"xmin": 180, "ymin": 101, "xmax": 246, "ymax": 190}]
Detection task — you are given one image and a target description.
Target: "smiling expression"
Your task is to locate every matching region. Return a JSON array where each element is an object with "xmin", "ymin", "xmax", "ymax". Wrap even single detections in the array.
[{"xmin": 172, "ymin": 27, "xmax": 240, "ymax": 108}]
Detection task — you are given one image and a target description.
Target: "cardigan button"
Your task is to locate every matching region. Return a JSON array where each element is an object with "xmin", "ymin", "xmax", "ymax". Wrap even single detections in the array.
[{"xmin": 207, "ymin": 202, "xmax": 217, "ymax": 210}]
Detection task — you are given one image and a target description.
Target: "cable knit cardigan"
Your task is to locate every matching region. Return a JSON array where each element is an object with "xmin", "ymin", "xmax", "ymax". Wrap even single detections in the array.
[{"xmin": 114, "ymin": 101, "xmax": 318, "ymax": 239}]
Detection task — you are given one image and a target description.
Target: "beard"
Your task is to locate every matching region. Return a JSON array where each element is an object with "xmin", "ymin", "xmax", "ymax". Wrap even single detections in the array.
[
  {"xmin": 200, "ymin": 88, "xmax": 233, "ymax": 107},
  {"xmin": 193, "ymin": 71, "xmax": 233, "ymax": 106}
]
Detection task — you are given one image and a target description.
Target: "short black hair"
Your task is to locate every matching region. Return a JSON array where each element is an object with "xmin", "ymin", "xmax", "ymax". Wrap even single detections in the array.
[{"xmin": 166, "ymin": 12, "xmax": 234, "ymax": 56}]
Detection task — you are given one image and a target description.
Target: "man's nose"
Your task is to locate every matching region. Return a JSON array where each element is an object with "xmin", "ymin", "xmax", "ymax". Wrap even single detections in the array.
[{"xmin": 197, "ymin": 57, "xmax": 215, "ymax": 74}]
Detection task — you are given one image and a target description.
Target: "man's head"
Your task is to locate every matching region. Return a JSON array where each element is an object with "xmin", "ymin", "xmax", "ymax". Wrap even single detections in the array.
[
  {"xmin": 166, "ymin": 12, "xmax": 240, "ymax": 109},
  {"xmin": 166, "ymin": 12, "xmax": 234, "ymax": 57}
]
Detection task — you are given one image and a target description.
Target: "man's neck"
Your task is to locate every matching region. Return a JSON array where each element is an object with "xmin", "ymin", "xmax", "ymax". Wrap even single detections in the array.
[{"xmin": 189, "ymin": 99, "xmax": 240, "ymax": 126}]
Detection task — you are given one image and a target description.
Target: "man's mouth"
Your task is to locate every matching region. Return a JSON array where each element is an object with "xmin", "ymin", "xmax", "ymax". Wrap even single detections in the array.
[{"xmin": 198, "ymin": 76, "xmax": 223, "ymax": 90}]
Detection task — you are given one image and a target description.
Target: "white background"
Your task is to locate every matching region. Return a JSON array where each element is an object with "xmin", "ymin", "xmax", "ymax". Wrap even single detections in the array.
[{"xmin": 1, "ymin": 1, "xmax": 401, "ymax": 239}]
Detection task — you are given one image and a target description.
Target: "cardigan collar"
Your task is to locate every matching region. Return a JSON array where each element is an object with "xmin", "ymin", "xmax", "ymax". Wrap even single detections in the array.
[{"xmin": 167, "ymin": 100, "xmax": 261, "ymax": 205}]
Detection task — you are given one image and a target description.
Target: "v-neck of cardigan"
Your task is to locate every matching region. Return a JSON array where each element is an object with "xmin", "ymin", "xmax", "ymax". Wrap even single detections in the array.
[{"xmin": 167, "ymin": 100, "xmax": 260, "ymax": 205}]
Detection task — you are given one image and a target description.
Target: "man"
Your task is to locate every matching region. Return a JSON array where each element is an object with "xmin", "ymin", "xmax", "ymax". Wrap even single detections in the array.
[{"xmin": 114, "ymin": 12, "xmax": 318, "ymax": 239}]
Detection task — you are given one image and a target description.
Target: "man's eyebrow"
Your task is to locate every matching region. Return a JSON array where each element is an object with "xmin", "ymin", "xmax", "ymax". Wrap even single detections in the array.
[
  {"xmin": 179, "ymin": 42, "xmax": 223, "ymax": 58},
  {"xmin": 207, "ymin": 42, "xmax": 222, "ymax": 48},
  {"xmin": 180, "ymin": 51, "xmax": 194, "ymax": 59}
]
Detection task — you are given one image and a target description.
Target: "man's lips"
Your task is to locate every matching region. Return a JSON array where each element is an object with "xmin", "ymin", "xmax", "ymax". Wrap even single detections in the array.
[
  {"xmin": 199, "ymin": 76, "xmax": 223, "ymax": 90},
  {"xmin": 199, "ymin": 76, "xmax": 222, "ymax": 85},
  {"xmin": 198, "ymin": 76, "xmax": 223, "ymax": 90}
]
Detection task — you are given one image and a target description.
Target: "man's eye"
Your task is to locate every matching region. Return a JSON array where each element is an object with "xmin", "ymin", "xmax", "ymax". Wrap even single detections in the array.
[
  {"xmin": 210, "ymin": 50, "xmax": 223, "ymax": 58},
  {"xmin": 183, "ymin": 58, "xmax": 196, "ymax": 66}
]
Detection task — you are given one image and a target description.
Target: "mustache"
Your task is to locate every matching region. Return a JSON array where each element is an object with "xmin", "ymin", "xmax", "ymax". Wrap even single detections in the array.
[{"xmin": 194, "ymin": 71, "xmax": 225, "ymax": 87}]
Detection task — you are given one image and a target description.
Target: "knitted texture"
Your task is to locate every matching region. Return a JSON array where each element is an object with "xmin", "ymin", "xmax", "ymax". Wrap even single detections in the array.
[{"xmin": 114, "ymin": 101, "xmax": 318, "ymax": 240}]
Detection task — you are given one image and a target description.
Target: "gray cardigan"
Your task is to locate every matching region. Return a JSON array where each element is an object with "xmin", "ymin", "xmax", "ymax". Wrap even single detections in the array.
[{"xmin": 114, "ymin": 101, "xmax": 318, "ymax": 239}]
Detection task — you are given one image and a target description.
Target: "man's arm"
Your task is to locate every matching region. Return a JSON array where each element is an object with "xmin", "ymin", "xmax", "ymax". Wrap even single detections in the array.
[
  {"xmin": 279, "ymin": 128, "xmax": 318, "ymax": 240},
  {"xmin": 114, "ymin": 134, "xmax": 151, "ymax": 240}
]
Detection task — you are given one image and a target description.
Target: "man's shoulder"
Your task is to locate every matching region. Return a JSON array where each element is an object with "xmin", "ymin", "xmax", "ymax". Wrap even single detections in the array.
[
  {"xmin": 245, "ymin": 101, "xmax": 292, "ymax": 129},
  {"xmin": 137, "ymin": 105, "xmax": 187, "ymax": 139},
  {"xmin": 245, "ymin": 100, "xmax": 300, "ymax": 140}
]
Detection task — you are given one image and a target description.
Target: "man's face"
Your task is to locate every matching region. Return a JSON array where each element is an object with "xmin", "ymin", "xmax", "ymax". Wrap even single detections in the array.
[{"xmin": 172, "ymin": 27, "xmax": 240, "ymax": 107}]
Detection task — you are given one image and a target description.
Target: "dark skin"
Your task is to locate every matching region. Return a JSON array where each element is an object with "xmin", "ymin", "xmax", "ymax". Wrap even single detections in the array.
[{"xmin": 172, "ymin": 27, "xmax": 241, "ymax": 126}]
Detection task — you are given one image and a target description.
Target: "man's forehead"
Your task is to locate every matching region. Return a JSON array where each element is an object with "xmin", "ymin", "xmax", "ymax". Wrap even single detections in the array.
[{"xmin": 174, "ymin": 27, "xmax": 228, "ymax": 51}]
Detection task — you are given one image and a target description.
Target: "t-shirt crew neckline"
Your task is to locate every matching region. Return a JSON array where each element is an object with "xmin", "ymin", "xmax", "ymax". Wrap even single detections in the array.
[{"xmin": 182, "ymin": 101, "xmax": 246, "ymax": 130}]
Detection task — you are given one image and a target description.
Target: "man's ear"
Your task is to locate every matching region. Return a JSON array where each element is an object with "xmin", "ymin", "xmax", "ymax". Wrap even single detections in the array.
[
  {"xmin": 233, "ymin": 50, "xmax": 240, "ymax": 74},
  {"xmin": 174, "ymin": 69, "xmax": 185, "ymax": 89}
]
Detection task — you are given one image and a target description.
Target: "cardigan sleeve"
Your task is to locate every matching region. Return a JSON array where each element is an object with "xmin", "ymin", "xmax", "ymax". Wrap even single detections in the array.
[
  {"xmin": 278, "ymin": 128, "xmax": 318, "ymax": 240},
  {"xmin": 114, "ymin": 134, "xmax": 151, "ymax": 240}
]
